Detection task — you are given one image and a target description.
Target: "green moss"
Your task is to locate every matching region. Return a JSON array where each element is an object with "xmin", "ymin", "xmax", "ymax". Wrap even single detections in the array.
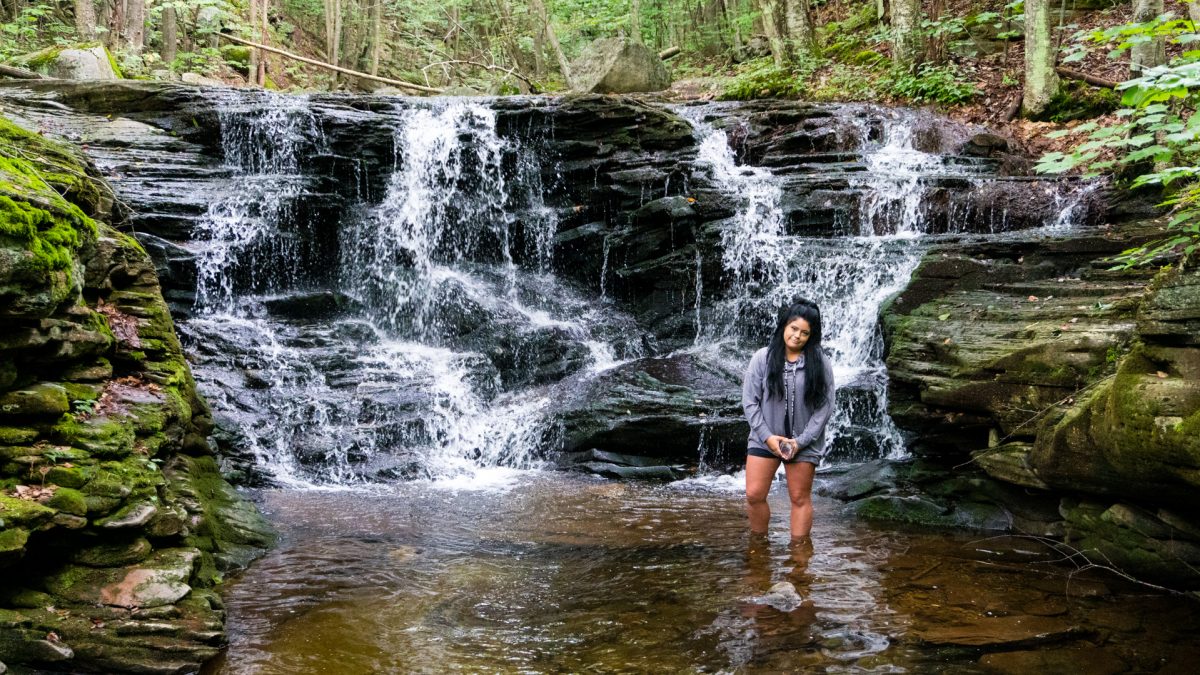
[
  {"xmin": 13, "ymin": 46, "xmax": 64, "ymax": 71},
  {"xmin": 0, "ymin": 587, "xmax": 53, "ymax": 608},
  {"xmin": 0, "ymin": 116, "xmax": 104, "ymax": 307},
  {"xmin": 0, "ymin": 427, "xmax": 39, "ymax": 445},
  {"xmin": 87, "ymin": 458, "xmax": 164, "ymax": 499},
  {"xmin": 46, "ymin": 487, "xmax": 86, "ymax": 516},
  {"xmin": 0, "ymin": 495, "xmax": 55, "ymax": 528},
  {"xmin": 104, "ymin": 45, "xmax": 124, "ymax": 79},
  {"xmin": 52, "ymin": 415, "xmax": 135, "ymax": 458},
  {"xmin": 0, "ymin": 526, "xmax": 29, "ymax": 553},
  {"xmin": 45, "ymin": 464, "xmax": 88, "ymax": 489}
]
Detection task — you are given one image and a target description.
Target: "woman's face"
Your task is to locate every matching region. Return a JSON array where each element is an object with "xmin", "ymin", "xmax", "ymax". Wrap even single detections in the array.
[{"xmin": 784, "ymin": 317, "xmax": 812, "ymax": 353}]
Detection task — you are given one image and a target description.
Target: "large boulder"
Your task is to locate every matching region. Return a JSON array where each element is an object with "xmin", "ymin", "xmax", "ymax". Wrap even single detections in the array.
[
  {"xmin": 569, "ymin": 38, "xmax": 671, "ymax": 94},
  {"xmin": 15, "ymin": 46, "xmax": 122, "ymax": 80}
]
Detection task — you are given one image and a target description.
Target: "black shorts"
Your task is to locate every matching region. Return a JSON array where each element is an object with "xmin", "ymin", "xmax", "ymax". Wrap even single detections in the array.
[{"xmin": 747, "ymin": 446, "xmax": 821, "ymax": 465}]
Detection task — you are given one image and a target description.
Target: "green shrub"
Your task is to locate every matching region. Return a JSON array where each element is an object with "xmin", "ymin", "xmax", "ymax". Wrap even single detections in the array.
[
  {"xmin": 721, "ymin": 57, "xmax": 821, "ymax": 100},
  {"xmin": 884, "ymin": 64, "xmax": 979, "ymax": 105}
]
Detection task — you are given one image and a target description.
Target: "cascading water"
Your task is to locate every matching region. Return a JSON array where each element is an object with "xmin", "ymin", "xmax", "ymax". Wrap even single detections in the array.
[
  {"xmin": 679, "ymin": 107, "xmax": 941, "ymax": 460},
  {"xmin": 184, "ymin": 96, "xmax": 632, "ymax": 486}
]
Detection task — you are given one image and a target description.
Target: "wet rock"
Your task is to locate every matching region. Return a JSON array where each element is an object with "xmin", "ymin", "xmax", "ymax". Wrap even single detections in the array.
[
  {"xmin": 910, "ymin": 614, "xmax": 1088, "ymax": 648},
  {"xmin": 979, "ymin": 646, "xmax": 1126, "ymax": 674},
  {"xmin": 1059, "ymin": 497, "xmax": 1200, "ymax": 585},
  {"xmin": 971, "ymin": 442, "xmax": 1048, "ymax": 489},
  {"xmin": 46, "ymin": 547, "xmax": 200, "ymax": 608},
  {"xmin": 578, "ymin": 461, "xmax": 686, "ymax": 481},
  {"xmin": 551, "ymin": 352, "xmax": 745, "ymax": 466},
  {"xmin": 752, "ymin": 581, "xmax": 804, "ymax": 613}
]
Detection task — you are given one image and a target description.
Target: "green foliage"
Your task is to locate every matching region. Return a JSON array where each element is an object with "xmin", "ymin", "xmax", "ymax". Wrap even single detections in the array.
[
  {"xmin": 1039, "ymin": 13, "xmax": 1200, "ymax": 266},
  {"xmin": 884, "ymin": 64, "xmax": 979, "ymax": 104},
  {"xmin": 721, "ymin": 57, "xmax": 816, "ymax": 100},
  {"xmin": 0, "ymin": 2, "xmax": 75, "ymax": 60}
]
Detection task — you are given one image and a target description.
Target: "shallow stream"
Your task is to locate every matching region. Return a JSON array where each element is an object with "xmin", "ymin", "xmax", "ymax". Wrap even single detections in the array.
[{"xmin": 207, "ymin": 472, "xmax": 1199, "ymax": 673}]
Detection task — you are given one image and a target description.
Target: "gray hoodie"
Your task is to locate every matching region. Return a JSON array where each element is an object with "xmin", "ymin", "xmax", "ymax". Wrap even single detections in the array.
[{"xmin": 742, "ymin": 347, "xmax": 836, "ymax": 455}]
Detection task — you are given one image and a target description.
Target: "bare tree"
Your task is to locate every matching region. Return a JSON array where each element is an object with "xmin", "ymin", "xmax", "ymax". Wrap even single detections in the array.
[
  {"xmin": 530, "ymin": 0, "xmax": 571, "ymax": 83},
  {"xmin": 891, "ymin": 0, "xmax": 920, "ymax": 64},
  {"xmin": 161, "ymin": 2, "xmax": 177, "ymax": 64},
  {"xmin": 1023, "ymin": 0, "xmax": 1059, "ymax": 115},
  {"xmin": 785, "ymin": 0, "xmax": 815, "ymax": 60},
  {"xmin": 631, "ymin": 0, "xmax": 643, "ymax": 44},
  {"xmin": 1130, "ymin": 0, "xmax": 1166, "ymax": 76},
  {"xmin": 758, "ymin": 0, "xmax": 787, "ymax": 67},
  {"xmin": 75, "ymin": 0, "xmax": 96, "ymax": 40}
]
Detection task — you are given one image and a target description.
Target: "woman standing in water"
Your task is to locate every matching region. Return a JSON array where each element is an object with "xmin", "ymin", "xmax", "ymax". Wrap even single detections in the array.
[{"xmin": 741, "ymin": 298, "xmax": 836, "ymax": 540}]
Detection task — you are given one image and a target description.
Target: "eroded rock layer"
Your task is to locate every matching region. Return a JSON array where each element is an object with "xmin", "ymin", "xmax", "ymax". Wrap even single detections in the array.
[
  {"xmin": 870, "ymin": 224, "xmax": 1200, "ymax": 588},
  {"xmin": 0, "ymin": 112, "xmax": 272, "ymax": 672}
]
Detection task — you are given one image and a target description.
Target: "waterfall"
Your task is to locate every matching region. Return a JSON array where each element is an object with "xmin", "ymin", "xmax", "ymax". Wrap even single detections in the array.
[
  {"xmin": 678, "ymin": 107, "xmax": 954, "ymax": 461},
  {"xmin": 185, "ymin": 96, "xmax": 626, "ymax": 486}
]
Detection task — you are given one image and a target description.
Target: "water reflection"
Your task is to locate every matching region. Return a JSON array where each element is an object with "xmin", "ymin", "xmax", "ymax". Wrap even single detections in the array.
[{"xmin": 209, "ymin": 474, "xmax": 1200, "ymax": 673}]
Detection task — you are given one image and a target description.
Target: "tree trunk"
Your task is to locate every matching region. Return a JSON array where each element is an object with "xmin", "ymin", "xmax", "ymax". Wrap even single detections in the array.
[
  {"xmin": 123, "ymin": 0, "xmax": 144, "ymax": 54},
  {"xmin": 758, "ymin": 0, "xmax": 786, "ymax": 67},
  {"xmin": 1023, "ymin": 0, "xmax": 1060, "ymax": 115},
  {"xmin": 161, "ymin": 5, "xmax": 176, "ymax": 64},
  {"xmin": 248, "ymin": 0, "xmax": 260, "ymax": 82},
  {"xmin": 891, "ymin": 0, "xmax": 920, "ymax": 65},
  {"xmin": 98, "ymin": 0, "xmax": 112, "ymax": 45},
  {"xmin": 332, "ymin": 0, "xmax": 343, "ymax": 66},
  {"xmin": 630, "ymin": 0, "xmax": 643, "ymax": 44},
  {"xmin": 1130, "ymin": 0, "xmax": 1166, "ymax": 76},
  {"xmin": 257, "ymin": 0, "xmax": 269, "ymax": 85},
  {"xmin": 369, "ymin": 0, "xmax": 382, "ymax": 75},
  {"xmin": 785, "ymin": 0, "xmax": 815, "ymax": 60},
  {"xmin": 530, "ymin": 0, "xmax": 571, "ymax": 84},
  {"xmin": 723, "ymin": 0, "xmax": 744, "ymax": 54},
  {"xmin": 74, "ymin": 0, "xmax": 96, "ymax": 40},
  {"xmin": 532, "ymin": 25, "xmax": 545, "ymax": 79}
]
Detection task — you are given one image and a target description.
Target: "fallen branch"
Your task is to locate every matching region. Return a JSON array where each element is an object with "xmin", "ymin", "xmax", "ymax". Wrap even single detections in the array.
[
  {"xmin": 217, "ymin": 33, "xmax": 443, "ymax": 95},
  {"xmin": 421, "ymin": 59, "xmax": 540, "ymax": 94},
  {"xmin": 659, "ymin": 46, "xmax": 681, "ymax": 60},
  {"xmin": 0, "ymin": 64, "xmax": 46, "ymax": 80},
  {"xmin": 1055, "ymin": 66, "xmax": 1119, "ymax": 89}
]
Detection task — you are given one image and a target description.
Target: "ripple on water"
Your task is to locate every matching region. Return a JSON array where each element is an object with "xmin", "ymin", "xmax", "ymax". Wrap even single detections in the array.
[{"xmin": 210, "ymin": 474, "xmax": 1200, "ymax": 674}]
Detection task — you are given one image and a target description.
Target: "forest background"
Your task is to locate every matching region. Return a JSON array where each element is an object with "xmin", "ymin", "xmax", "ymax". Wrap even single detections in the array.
[{"xmin": 0, "ymin": 0, "xmax": 1197, "ymax": 260}]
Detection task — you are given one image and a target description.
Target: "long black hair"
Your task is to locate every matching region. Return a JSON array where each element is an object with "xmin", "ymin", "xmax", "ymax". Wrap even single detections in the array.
[{"xmin": 765, "ymin": 298, "xmax": 830, "ymax": 409}]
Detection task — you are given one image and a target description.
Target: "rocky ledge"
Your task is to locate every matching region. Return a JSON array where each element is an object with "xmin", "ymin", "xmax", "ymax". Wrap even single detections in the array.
[
  {"xmin": 0, "ymin": 115, "xmax": 272, "ymax": 671},
  {"xmin": 832, "ymin": 219, "xmax": 1200, "ymax": 590}
]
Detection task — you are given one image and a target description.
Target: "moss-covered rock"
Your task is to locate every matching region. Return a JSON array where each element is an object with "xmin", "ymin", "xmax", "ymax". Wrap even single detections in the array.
[
  {"xmin": 0, "ymin": 383, "xmax": 70, "ymax": 420},
  {"xmin": 0, "ymin": 107, "xmax": 270, "ymax": 671},
  {"xmin": 72, "ymin": 536, "xmax": 153, "ymax": 567},
  {"xmin": 45, "ymin": 487, "xmax": 86, "ymax": 516}
]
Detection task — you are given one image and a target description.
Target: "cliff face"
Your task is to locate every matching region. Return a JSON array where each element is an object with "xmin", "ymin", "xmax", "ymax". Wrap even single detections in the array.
[
  {"xmin": 0, "ymin": 117, "xmax": 272, "ymax": 671},
  {"xmin": 877, "ymin": 225, "xmax": 1200, "ymax": 587}
]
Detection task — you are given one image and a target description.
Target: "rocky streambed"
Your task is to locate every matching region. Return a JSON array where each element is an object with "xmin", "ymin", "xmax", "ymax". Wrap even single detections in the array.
[{"xmin": 1, "ymin": 80, "xmax": 1198, "ymax": 672}]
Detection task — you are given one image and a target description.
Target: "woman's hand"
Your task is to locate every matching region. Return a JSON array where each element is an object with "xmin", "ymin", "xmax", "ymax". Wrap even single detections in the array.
[{"xmin": 766, "ymin": 435, "xmax": 792, "ymax": 458}]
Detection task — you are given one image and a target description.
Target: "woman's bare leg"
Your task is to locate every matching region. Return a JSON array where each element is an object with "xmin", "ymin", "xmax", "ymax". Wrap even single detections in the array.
[
  {"xmin": 745, "ymin": 455, "xmax": 780, "ymax": 534},
  {"xmin": 783, "ymin": 460, "xmax": 816, "ymax": 540}
]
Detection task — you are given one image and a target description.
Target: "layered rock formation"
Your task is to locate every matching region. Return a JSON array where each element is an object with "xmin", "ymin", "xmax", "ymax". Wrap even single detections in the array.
[
  {"xmin": 862, "ymin": 222, "xmax": 1200, "ymax": 588},
  {"xmin": 0, "ymin": 114, "xmax": 272, "ymax": 671}
]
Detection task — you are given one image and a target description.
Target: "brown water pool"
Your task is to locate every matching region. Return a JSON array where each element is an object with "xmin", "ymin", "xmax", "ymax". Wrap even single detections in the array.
[{"xmin": 206, "ymin": 471, "xmax": 1200, "ymax": 673}]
